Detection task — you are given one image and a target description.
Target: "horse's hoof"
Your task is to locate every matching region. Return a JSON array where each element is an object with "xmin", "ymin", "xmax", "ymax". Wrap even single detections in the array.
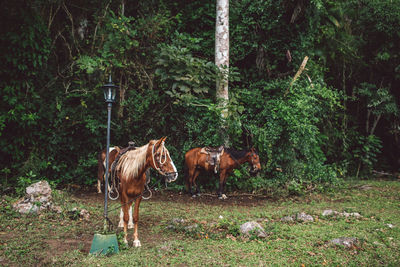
[
  {"xmin": 124, "ymin": 238, "xmax": 128, "ymax": 245},
  {"xmin": 133, "ymin": 240, "xmax": 141, "ymax": 247},
  {"xmin": 218, "ymin": 194, "xmax": 227, "ymax": 200},
  {"xmin": 118, "ymin": 221, "xmax": 124, "ymax": 228},
  {"xmin": 128, "ymin": 223, "xmax": 134, "ymax": 229},
  {"xmin": 191, "ymin": 194, "xmax": 197, "ymax": 198}
]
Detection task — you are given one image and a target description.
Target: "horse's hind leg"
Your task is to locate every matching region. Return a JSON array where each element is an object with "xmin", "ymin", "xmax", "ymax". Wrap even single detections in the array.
[
  {"xmin": 97, "ymin": 161, "xmax": 104, "ymax": 193},
  {"xmin": 192, "ymin": 169, "xmax": 201, "ymax": 197},
  {"xmin": 132, "ymin": 197, "xmax": 142, "ymax": 247},
  {"xmin": 97, "ymin": 179, "xmax": 102, "ymax": 193},
  {"xmin": 186, "ymin": 167, "xmax": 195, "ymax": 196}
]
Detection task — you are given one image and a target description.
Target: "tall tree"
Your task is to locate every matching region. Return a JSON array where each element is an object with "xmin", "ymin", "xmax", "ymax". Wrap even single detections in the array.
[{"xmin": 215, "ymin": 0, "xmax": 229, "ymax": 145}]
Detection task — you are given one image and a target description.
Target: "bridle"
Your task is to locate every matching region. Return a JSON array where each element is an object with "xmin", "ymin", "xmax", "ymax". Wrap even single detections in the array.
[{"xmin": 151, "ymin": 141, "xmax": 177, "ymax": 178}]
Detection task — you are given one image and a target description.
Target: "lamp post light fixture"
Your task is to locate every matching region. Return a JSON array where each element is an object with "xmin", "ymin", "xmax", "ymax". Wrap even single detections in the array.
[
  {"xmin": 102, "ymin": 75, "xmax": 118, "ymax": 231},
  {"xmin": 103, "ymin": 75, "xmax": 118, "ymax": 103}
]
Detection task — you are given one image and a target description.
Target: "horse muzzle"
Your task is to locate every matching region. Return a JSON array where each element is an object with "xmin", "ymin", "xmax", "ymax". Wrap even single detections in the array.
[{"xmin": 164, "ymin": 172, "xmax": 178, "ymax": 183}]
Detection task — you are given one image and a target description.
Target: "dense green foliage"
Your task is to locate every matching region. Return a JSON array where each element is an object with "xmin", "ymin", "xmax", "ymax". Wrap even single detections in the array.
[{"xmin": 1, "ymin": 0, "xmax": 399, "ymax": 193}]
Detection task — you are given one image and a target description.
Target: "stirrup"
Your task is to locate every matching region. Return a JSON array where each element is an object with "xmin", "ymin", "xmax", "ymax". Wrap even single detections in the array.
[
  {"xmin": 108, "ymin": 185, "xmax": 119, "ymax": 200},
  {"xmin": 142, "ymin": 184, "xmax": 152, "ymax": 200}
]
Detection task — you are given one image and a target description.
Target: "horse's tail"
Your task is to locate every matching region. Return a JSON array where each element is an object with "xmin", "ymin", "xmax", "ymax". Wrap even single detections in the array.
[
  {"xmin": 97, "ymin": 149, "xmax": 105, "ymax": 181},
  {"xmin": 184, "ymin": 157, "xmax": 190, "ymax": 192}
]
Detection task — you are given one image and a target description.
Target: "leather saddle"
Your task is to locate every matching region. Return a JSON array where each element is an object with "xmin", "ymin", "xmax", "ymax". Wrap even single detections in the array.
[{"xmin": 200, "ymin": 146, "xmax": 224, "ymax": 173}]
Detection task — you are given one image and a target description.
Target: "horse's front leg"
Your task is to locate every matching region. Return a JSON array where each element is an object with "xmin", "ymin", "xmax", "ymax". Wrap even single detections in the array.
[
  {"xmin": 121, "ymin": 201, "xmax": 131, "ymax": 245},
  {"xmin": 132, "ymin": 196, "xmax": 142, "ymax": 247},
  {"xmin": 118, "ymin": 206, "xmax": 134, "ymax": 229},
  {"xmin": 218, "ymin": 171, "xmax": 228, "ymax": 200}
]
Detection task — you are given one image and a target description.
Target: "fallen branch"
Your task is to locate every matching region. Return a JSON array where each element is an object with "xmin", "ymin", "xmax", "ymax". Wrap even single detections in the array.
[
  {"xmin": 284, "ymin": 56, "xmax": 309, "ymax": 96},
  {"xmin": 194, "ymin": 193, "xmax": 270, "ymax": 198},
  {"xmin": 372, "ymin": 170, "xmax": 399, "ymax": 177}
]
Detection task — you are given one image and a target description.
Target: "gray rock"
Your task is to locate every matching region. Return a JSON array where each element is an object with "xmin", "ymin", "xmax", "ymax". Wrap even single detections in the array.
[
  {"xmin": 386, "ymin": 223, "xmax": 394, "ymax": 229},
  {"xmin": 184, "ymin": 224, "xmax": 199, "ymax": 232},
  {"xmin": 329, "ymin": 237, "xmax": 358, "ymax": 248},
  {"xmin": 322, "ymin": 209, "xmax": 339, "ymax": 216},
  {"xmin": 26, "ymin": 181, "xmax": 52, "ymax": 198},
  {"xmin": 171, "ymin": 218, "xmax": 185, "ymax": 224},
  {"xmin": 13, "ymin": 180, "xmax": 54, "ymax": 214},
  {"xmin": 80, "ymin": 209, "xmax": 90, "ymax": 220},
  {"xmin": 166, "ymin": 224, "xmax": 176, "ymax": 230},
  {"xmin": 280, "ymin": 215, "xmax": 295, "ymax": 222},
  {"xmin": 359, "ymin": 184, "xmax": 373, "ymax": 190},
  {"xmin": 166, "ymin": 218, "xmax": 186, "ymax": 230},
  {"xmin": 322, "ymin": 209, "xmax": 361, "ymax": 218},
  {"xmin": 51, "ymin": 205, "xmax": 62, "ymax": 213},
  {"xmin": 207, "ymin": 222, "xmax": 217, "ymax": 228},
  {"xmin": 342, "ymin": 212, "xmax": 361, "ymax": 218},
  {"xmin": 68, "ymin": 207, "xmax": 90, "ymax": 220},
  {"xmin": 296, "ymin": 212, "xmax": 314, "ymax": 222},
  {"xmin": 240, "ymin": 221, "xmax": 267, "ymax": 238},
  {"xmin": 159, "ymin": 242, "xmax": 173, "ymax": 252},
  {"xmin": 12, "ymin": 202, "xmax": 39, "ymax": 214}
]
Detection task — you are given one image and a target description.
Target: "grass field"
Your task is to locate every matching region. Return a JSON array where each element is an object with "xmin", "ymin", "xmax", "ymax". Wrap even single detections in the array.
[{"xmin": 1, "ymin": 179, "xmax": 399, "ymax": 266}]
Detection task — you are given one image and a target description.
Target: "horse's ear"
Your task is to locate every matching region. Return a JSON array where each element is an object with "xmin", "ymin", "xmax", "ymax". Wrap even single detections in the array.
[
  {"xmin": 155, "ymin": 137, "xmax": 163, "ymax": 148},
  {"xmin": 162, "ymin": 136, "xmax": 167, "ymax": 143}
]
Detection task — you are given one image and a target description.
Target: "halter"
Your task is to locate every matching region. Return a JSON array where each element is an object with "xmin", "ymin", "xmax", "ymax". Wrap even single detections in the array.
[{"xmin": 152, "ymin": 141, "xmax": 171, "ymax": 176}]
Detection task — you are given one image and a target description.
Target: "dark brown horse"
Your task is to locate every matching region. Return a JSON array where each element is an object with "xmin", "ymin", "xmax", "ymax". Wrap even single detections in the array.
[
  {"xmin": 184, "ymin": 147, "xmax": 261, "ymax": 199},
  {"xmin": 115, "ymin": 137, "xmax": 178, "ymax": 247},
  {"xmin": 97, "ymin": 146, "xmax": 121, "ymax": 193}
]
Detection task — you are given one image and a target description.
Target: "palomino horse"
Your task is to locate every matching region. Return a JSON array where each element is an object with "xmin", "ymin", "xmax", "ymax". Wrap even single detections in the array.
[
  {"xmin": 115, "ymin": 137, "xmax": 178, "ymax": 247},
  {"xmin": 184, "ymin": 147, "xmax": 261, "ymax": 199},
  {"xmin": 97, "ymin": 146, "xmax": 121, "ymax": 193}
]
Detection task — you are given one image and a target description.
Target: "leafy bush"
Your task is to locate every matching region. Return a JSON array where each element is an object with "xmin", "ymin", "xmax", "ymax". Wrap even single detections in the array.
[{"xmin": 236, "ymin": 76, "xmax": 341, "ymax": 187}]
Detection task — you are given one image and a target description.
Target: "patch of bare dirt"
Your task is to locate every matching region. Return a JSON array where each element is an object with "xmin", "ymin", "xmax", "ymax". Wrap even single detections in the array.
[
  {"xmin": 70, "ymin": 187, "xmax": 274, "ymax": 208},
  {"xmin": 44, "ymin": 237, "xmax": 92, "ymax": 259}
]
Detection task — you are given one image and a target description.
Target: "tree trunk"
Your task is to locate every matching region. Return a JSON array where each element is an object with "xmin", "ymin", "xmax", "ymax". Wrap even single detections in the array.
[{"xmin": 215, "ymin": 0, "xmax": 229, "ymax": 145}]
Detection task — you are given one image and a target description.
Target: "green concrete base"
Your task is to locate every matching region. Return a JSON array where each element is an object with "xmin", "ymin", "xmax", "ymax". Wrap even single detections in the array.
[{"xmin": 89, "ymin": 233, "xmax": 119, "ymax": 256}]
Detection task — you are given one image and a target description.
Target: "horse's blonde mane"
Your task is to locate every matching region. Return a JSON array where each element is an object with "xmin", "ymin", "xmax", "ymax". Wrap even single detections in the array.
[{"xmin": 117, "ymin": 143, "xmax": 149, "ymax": 180}]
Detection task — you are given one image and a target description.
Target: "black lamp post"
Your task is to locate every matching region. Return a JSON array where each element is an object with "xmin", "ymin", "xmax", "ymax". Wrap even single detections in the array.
[
  {"xmin": 102, "ymin": 75, "xmax": 118, "ymax": 231},
  {"xmin": 89, "ymin": 75, "xmax": 119, "ymax": 256}
]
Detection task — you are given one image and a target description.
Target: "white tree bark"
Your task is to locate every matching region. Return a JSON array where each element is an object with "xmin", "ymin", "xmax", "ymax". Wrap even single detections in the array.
[{"xmin": 215, "ymin": 0, "xmax": 229, "ymax": 144}]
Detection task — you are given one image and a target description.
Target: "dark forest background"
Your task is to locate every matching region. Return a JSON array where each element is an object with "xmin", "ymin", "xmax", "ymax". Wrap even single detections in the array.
[{"xmin": 1, "ymin": 0, "xmax": 399, "ymax": 194}]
